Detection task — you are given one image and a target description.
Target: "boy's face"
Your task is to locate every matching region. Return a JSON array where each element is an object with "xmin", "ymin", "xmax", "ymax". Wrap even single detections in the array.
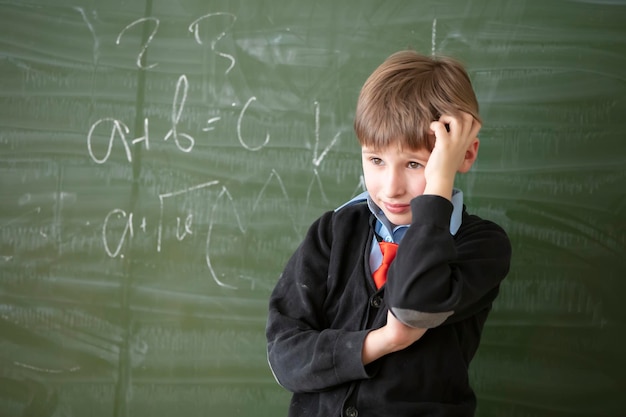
[{"xmin": 361, "ymin": 144, "xmax": 430, "ymax": 226}]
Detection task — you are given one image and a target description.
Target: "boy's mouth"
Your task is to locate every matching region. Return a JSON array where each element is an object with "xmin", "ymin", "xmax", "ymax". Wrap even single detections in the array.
[{"xmin": 383, "ymin": 202, "xmax": 410, "ymax": 214}]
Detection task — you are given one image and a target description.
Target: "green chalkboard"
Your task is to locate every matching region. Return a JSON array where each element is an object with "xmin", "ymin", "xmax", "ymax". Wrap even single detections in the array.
[{"xmin": 1, "ymin": 0, "xmax": 625, "ymax": 416}]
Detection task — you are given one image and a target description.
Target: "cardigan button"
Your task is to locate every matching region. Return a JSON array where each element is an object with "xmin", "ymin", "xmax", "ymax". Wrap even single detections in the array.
[
  {"xmin": 370, "ymin": 296, "xmax": 382, "ymax": 308},
  {"xmin": 345, "ymin": 406, "xmax": 358, "ymax": 417}
]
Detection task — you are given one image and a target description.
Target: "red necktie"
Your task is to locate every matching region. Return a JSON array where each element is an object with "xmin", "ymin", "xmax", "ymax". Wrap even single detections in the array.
[{"xmin": 372, "ymin": 241, "xmax": 398, "ymax": 289}]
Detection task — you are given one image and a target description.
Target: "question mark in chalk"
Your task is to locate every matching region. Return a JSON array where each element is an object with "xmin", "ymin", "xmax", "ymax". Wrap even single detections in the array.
[{"xmin": 116, "ymin": 17, "xmax": 160, "ymax": 70}]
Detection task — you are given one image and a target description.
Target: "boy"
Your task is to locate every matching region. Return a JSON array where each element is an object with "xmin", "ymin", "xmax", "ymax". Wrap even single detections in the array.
[{"xmin": 266, "ymin": 50, "xmax": 511, "ymax": 416}]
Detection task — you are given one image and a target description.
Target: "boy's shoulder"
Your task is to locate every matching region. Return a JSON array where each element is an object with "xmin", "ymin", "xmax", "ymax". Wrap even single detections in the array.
[
  {"xmin": 458, "ymin": 209, "xmax": 511, "ymax": 255},
  {"xmin": 334, "ymin": 191, "xmax": 369, "ymax": 213},
  {"xmin": 460, "ymin": 209, "xmax": 508, "ymax": 234},
  {"xmin": 313, "ymin": 192, "xmax": 370, "ymax": 235},
  {"xmin": 327, "ymin": 191, "xmax": 371, "ymax": 223},
  {"xmin": 302, "ymin": 197, "xmax": 370, "ymax": 250}
]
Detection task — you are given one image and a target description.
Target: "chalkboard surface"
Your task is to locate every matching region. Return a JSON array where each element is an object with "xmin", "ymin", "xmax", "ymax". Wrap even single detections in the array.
[{"xmin": 1, "ymin": 0, "xmax": 625, "ymax": 416}]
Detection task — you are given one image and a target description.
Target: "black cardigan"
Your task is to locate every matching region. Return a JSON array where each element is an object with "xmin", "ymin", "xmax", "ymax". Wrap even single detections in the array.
[{"xmin": 266, "ymin": 195, "xmax": 511, "ymax": 417}]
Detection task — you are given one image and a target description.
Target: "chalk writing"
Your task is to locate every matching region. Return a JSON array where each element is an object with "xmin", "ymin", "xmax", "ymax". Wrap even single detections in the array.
[
  {"xmin": 252, "ymin": 169, "xmax": 298, "ymax": 233},
  {"xmin": 88, "ymin": 118, "xmax": 132, "ymax": 164},
  {"xmin": 114, "ymin": 14, "xmax": 237, "ymax": 73},
  {"xmin": 203, "ymin": 116, "xmax": 221, "ymax": 132},
  {"xmin": 116, "ymin": 17, "xmax": 160, "ymax": 70},
  {"xmin": 188, "ymin": 12, "xmax": 237, "ymax": 74},
  {"xmin": 86, "ymin": 76, "xmax": 278, "ymax": 163},
  {"xmin": 74, "ymin": 7, "xmax": 99, "ymax": 65},
  {"xmin": 307, "ymin": 101, "xmax": 341, "ymax": 203},
  {"xmin": 87, "ymin": 117, "xmax": 150, "ymax": 164},
  {"xmin": 100, "ymin": 171, "xmax": 298, "ymax": 289},
  {"xmin": 431, "ymin": 18, "xmax": 437, "ymax": 55},
  {"xmin": 205, "ymin": 185, "xmax": 244, "ymax": 290},
  {"xmin": 156, "ymin": 180, "xmax": 220, "ymax": 253},
  {"xmin": 237, "ymin": 96, "xmax": 270, "ymax": 151},
  {"xmin": 102, "ymin": 208, "xmax": 135, "ymax": 258},
  {"xmin": 86, "ymin": 11, "xmax": 356, "ymax": 290},
  {"xmin": 163, "ymin": 75, "xmax": 195, "ymax": 153}
]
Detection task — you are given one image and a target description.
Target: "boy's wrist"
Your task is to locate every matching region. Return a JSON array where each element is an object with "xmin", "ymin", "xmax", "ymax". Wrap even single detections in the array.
[{"xmin": 423, "ymin": 178, "xmax": 455, "ymax": 201}]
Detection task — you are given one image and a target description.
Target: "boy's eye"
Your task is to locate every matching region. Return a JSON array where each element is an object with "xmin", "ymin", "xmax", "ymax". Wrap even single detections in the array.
[
  {"xmin": 408, "ymin": 161, "xmax": 422, "ymax": 169},
  {"xmin": 370, "ymin": 157, "xmax": 383, "ymax": 165}
]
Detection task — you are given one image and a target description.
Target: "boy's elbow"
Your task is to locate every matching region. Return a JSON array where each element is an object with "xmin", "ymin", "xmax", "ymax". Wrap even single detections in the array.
[
  {"xmin": 266, "ymin": 342, "xmax": 313, "ymax": 394},
  {"xmin": 391, "ymin": 307, "xmax": 453, "ymax": 328},
  {"xmin": 266, "ymin": 343, "xmax": 293, "ymax": 391}
]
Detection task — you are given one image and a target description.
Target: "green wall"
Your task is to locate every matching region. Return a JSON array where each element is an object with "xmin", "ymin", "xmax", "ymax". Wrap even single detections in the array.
[{"xmin": 1, "ymin": 0, "xmax": 625, "ymax": 416}]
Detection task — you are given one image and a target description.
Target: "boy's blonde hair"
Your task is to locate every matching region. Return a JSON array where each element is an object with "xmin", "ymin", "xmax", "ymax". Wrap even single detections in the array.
[{"xmin": 354, "ymin": 50, "xmax": 481, "ymax": 151}]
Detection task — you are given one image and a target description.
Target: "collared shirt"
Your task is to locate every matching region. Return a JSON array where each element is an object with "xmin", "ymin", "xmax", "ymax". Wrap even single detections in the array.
[{"xmin": 336, "ymin": 189, "xmax": 464, "ymax": 278}]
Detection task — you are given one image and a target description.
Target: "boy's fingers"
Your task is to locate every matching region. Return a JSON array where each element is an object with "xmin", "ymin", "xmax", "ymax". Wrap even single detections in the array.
[
  {"xmin": 437, "ymin": 112, "xmax": 481, "ymax": 140},
  {"xmin": 469, "ymin": 117, "xmax": 482, "ymax": 138},
  {"xmin": 429, "ymin": 120, "xmax": 449, "ymax": 137},
  {"xmin": 436, "ymin": 114, "xmax": 456, "ymax": 132},
  {"xmin": 455, "ymin": 112, "xmax": 474, "ymax": 135}
]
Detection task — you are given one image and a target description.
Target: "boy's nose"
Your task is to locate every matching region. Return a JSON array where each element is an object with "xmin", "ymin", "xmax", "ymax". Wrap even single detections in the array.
[{"xmin": 383, "ymin": 169, "xmax": 405, "ymax": 198}]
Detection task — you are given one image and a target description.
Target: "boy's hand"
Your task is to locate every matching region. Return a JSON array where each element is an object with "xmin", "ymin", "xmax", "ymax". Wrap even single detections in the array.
[
  {"xmin": 424, "ymin": 112, "xmax": 481, "ymax": 200},
  {"xmin": 362, "ymin": 311, "xmax": 427, "ymax": 365}
]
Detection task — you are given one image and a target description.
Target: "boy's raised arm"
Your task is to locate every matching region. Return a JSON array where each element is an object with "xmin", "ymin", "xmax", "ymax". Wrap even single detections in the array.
[
  {"xmin": 384, "ymin": 112, "xmax": 510, "ymax": 329},
  {"xmin": 424, "ymin": 112, "xmax": 481, "ymax": 201}
]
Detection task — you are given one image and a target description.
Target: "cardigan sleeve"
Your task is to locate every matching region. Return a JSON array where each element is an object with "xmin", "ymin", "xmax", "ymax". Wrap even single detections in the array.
[
  {"xmin": 385, "ymin": 195, "xmax": 511, "ymax": 328},
  {"xmin": 266, "ymin": 212, "xmax": 371, "ymax": 393}
]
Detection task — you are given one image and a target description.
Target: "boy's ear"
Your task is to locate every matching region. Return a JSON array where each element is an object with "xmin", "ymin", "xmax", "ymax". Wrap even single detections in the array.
[{"xmin": 458, "ymin": 138, "xmax": 480, "ymax": 173}]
